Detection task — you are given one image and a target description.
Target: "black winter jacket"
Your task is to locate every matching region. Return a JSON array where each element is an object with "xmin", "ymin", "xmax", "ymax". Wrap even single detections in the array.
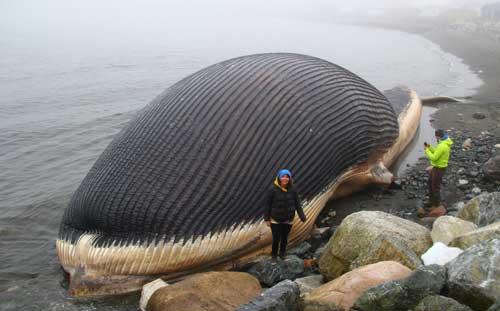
[{"xmin": 265, "ymin": 184, "xmax": 306, "ymax": 223}]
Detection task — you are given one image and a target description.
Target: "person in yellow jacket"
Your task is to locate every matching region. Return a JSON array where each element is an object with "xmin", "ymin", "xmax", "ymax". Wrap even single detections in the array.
[{"xmin": 418, "ymin": 129, "xmax": 453, "ymax": 217}]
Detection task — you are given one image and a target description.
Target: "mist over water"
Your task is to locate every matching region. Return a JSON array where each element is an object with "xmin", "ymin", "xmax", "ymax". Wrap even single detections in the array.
[{"xmin": 0, "ymin": 1, "xmax": 482, "ymax": 309}]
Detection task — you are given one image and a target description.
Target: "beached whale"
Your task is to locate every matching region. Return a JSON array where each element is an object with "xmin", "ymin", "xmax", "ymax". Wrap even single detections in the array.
[{"xmin": 57, "ymin": 53, "xmax": 422, "ymax": 296}]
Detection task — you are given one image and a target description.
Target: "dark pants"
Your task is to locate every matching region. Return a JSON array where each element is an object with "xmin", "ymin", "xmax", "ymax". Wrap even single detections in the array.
[
  {"xmin": 428, "ymin": 167, "xmax": 446, "ymax": 207},
  {"xmin": 271, "ymin": 223, "xmax": 292, "ymax": 257}
]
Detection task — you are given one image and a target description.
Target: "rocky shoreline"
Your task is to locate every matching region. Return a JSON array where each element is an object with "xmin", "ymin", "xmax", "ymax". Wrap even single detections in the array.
[
  {"xmin": 129, "ymin": 12, "xmax": 500, "ymax": 309},
  {"xmin": 138, "ymin": 123, "xmax": 500, "ymax": 310}
]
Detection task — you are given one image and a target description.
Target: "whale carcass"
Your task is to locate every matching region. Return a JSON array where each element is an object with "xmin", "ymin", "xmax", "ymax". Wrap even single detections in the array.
[{"xmin": 57, "ymin": 53, "xmax": 422, "ymax": 296}]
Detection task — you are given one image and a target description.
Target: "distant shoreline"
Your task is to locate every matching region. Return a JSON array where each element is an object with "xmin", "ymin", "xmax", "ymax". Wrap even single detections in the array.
[{"xmin": 351, "ymin": 16, "xmax": 500, "ymax": 103}]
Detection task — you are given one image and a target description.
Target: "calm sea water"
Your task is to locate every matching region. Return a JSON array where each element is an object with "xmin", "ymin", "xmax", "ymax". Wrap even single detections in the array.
[{"xmin": 0, "ymin": 3, "xmax": 482, "ymax": 309}]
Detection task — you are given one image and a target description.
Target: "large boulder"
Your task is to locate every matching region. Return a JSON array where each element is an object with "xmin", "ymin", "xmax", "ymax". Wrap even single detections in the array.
[
  {"xmin": 146, "ymin": 271, "xmax": 261, "ymax": 311},
  {"xmin": 350, "ymin": 235, "xmax": 423, "ymax": 270},
  {"xmin": 247, "ymin": 255, "xmax": 304, "ymax": 287},
  {"xmin": 303, "ymin": 261, "xmax": 411, "ymax": 311},
  {"xmin": 446, "ymin": 239, "xmax": 500, "ymax": 310},
  {"xmin": 483, "ymin": 155, "xmax": 500, "ymax": 182},
  {"xmin": 319, "ymin": 211, "xmax": 431, "ymax": 280},
  {"xmin": 431, "ymin": 216, "xmax": 477, "ymax": 245},
  {"xmin": 236, "ymin": 280, "xmax": 300, "ymax": 311},
  {"xmin": 457, "ymin": 192, "xmax": 500, "ymax": 227},
  {"xmin": 450, "ymin": 221, "xmax": 500, "ymax": 249},
  {"xmin": 413, "ymin": 295, "xmax": 473, "ymax": 311},
  {"xmin": 353, "ymin": 264, "xmax": 446, "ymax": 311}
]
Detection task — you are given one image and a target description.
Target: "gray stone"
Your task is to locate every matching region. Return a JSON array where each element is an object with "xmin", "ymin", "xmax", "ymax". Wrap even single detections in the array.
[
  {"xmin": 413, "ymin": 295, "xmax": 473, "ymax": 311},
  {"xmin": 446, "ymin": 239, "xmax": 500, "ymax": 310},
  {"xmin": 287, "ymin": 242, "xmax": 311, "ymax": 257},
  {"xmin": 247, "ymin": 255, "xmax": 304, "ymax": 287},
  {"xmin": 484, "ymin": 156, "xmax": 500, "ymax": 182},
  {"xmin": 457, "ymin": 192, "xmax": 500, "ymax": 226},
  {"xmin": 353, "ymin": 264, "xmax": 446, "ymax": 311},
  {"xmin": 473, "ymin": 112, "xmax": 486, "ymax": 119},
  {"xmin": 293, "ymin": 274, "xmax": 324, "ymax": 295},
  {"xmin": 450, "ymin": 221, "xmax": 500, "ymax": 249},
  {"xmin": 487, "ymin": 302, "xmax": 500, "ymax": 311},
  {"xmin": 449, "ymin": 201, "xmax": 465, "ymax": 212},
  {"xmin": 312, "ymin": 227, "xmax": 329, "ymax": 238},
  {"xmin": 313, "ymin": 247, "xmax": 325, "ymax": 260},
  {"xmin": 236, "ymin": 280, "xmax": 300, "ymax": 311},
  {"xmin": 472, "ymin": 187, "xmax": 482, "ymax": 195}
]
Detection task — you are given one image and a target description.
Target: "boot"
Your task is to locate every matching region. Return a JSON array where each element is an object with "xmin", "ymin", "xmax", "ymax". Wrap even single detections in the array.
[
  {"xmin": 417, "ymin": 207, "xmax": 430, "ymax": 218},
  {"xmin": 427, "ymin": 205, "xmax": 447, "ymax": 217},
  {"xmin": 417, "ymin": 206, "xmax": 446, "ymax": 218}
]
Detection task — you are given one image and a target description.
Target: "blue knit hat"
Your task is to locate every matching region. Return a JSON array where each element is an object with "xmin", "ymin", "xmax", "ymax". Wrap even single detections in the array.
[{"xmin": 277, "ymin": 169, "xmax": 292, "ymax": 179}]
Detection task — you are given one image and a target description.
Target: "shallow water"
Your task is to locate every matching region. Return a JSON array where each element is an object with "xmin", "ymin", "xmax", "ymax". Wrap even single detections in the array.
[{"xmin": 0, "ymin": 3, "xmax": 482, "ymax": 310}]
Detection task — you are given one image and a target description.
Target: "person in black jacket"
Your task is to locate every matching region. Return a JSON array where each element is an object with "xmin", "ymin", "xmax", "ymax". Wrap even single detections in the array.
[{"xmin": 265, "ymin": 169, "xmax": 306, "ymax": 259}]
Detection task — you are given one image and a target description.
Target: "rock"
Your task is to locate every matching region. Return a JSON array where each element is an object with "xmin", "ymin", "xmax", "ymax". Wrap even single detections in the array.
[
  {"xmin": 353, "ymin": 264, "xmax": 446, "ymax": 311},
  {"xmin": 458, "ymin": 168, "xmax": 466, "ymax": 175},
  {"xmin": 318, "ymin": 211, "xmax": 431, "ymax": 280},
  {"xmin": 457, "ymin": 192, "xmax": 500, "ymax": 226},
  {"xmin": 328, "ymin": 211, "xmax": 337, "ymax": 217},
  {"xmin": 484, "ymin": 155, "xmax": 500, "ymax": 182},
  {"xmin": 287, "ymin": 242, "xmax": 311, "ymax": 257},
  {"xmin": 431, "ymin": 216, "xmax": 477, "ymax": 245},
  {"xmin": 350, "ymin": 235, "xmax": 423, "ymax": 270},
  {"xmin": 312, "ymin": 227, "xmax": 329, "ymax": 237},
  {"xmin": 247, "ymin": 255, "xmax": 304, "ymax": 287},
  {"xmin": 147, "ymin": 271, "xmax": 261, "ymax": 311},
  {"xmin": 473, "ymin": 112, "xmax": 486, "ymax": 119},
  {"xmin": 449, "ymin": 201, "xmax": 465, "ymax": 212},
  {"xmin": 487, "ymin": 302, "xmax": 500, "ymax": 311},
  {"xmin": 472, "ymin": 187, "xmax": 482, "ymax": 195},
  {"xmin": 446, "ymin": 239, "xmax": 500, "ymax": 310},
  {"xmin": 293, "ymin": 275, "xmax": 324, "ymax": 295},
  {"xmin": 314, "ymin": 247, "xmax": 325, "ymax": 260},
  {"xmin": 413, "ymin": 295, "xmax": 473, "ymax": 311},
  {"xmin": 236, "ymin": 280, "xmax": 299, "ymax": 311},
  {"xmin": 450, "ymin": 221, "xmax": 500, "ymax": 249},
  {"xmin": 140, "ymin": 279, "xmax": 169, "ymax": 311},
  {"xmin": 495, "ymin": 144, "xmax": 500, "ymax": 149},
  {"xmin": 421, "ymin": 242, "xmax": 463, "ymax": 266},
  {"xmin": 303, "ymin": 261, "xmax": 411, "ymax": 311},
  {"xmin": 470, "ymin": 171, "xmax": 480, "ymax": 178},
  {"xmin": 458, "ymin": 179, "xmax": 469, "ymax": 188},
  {"xmin": 463, "ymin": 138, "xmax": 473, "ymax": 150}
]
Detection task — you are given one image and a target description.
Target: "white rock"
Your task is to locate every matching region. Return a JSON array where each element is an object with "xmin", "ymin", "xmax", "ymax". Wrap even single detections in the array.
[
  {"xmin": 462, "ymin": 138, "xmax": 472, "ymax": 150},
  {"xmin": 421, "ymin": 242, "xmax": 463, "ymax": 266},
  {"xmin": 472, "ymin": 187, "xmax": 481, "ymax": 195},
  {"xmin": 495, "ymin": 144, "xmax": 500, "ymax": 149},
  {"xmin": 313, "ymin": 227, "xmax": 330, "ymax": 236},
  {"xmin": 458, "ymin": 179, "xmax": 469, "ymax": 186},
  {"xmin": 140, "ymin": 278, "xmax": 169, "ymax": 311}
]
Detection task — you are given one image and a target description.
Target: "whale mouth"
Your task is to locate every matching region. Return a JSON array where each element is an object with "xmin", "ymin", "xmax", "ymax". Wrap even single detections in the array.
[{"xmin": 370, "ymin": 162, "xmax": 394, "ymax": 185}]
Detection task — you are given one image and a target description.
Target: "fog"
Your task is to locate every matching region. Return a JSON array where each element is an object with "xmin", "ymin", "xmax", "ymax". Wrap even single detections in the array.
[{"xmin": 1, "ymin": 0, "xmax": 492, "ymax": 41}]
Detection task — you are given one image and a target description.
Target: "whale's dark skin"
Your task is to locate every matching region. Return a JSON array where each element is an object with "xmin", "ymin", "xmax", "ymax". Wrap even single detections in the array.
[{"xmin": 57, "ymin": 53, "xmax": 404, "ymax": 296}]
